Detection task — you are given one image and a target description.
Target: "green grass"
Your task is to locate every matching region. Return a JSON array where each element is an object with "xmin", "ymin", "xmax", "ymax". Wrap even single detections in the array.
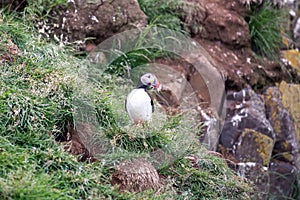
[
  {"xmin": 0, "ymin": 12, "xmax": 121, "ymax": 200},
  {"xmin": 106, "ymin": 48, "xmax": 168, "ymax": 76},
  {"xmin": 0, "ymin": 8, "xmax": 253, "ymax": 199},
  {"xmin": 138, "ymin": 0, "xmax": 182, "ymax": 31},
  {"xmin": 159, "ymin": 154, "xmax": 252, "ymax": 200},
  {"xmin": 248, "ymin": 3, "xmax": 285, "ymax": 59}
]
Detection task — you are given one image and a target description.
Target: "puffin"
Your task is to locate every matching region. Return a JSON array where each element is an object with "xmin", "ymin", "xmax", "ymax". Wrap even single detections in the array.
[{"xmin": 125, "ymin": 73, "xmax": 160, "ymax": 125}]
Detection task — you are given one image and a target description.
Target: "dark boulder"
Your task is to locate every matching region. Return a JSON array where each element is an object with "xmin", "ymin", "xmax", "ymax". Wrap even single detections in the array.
[
  {"xmin": 237, "ymin": 162, "xmax": 269, "ymax": 199},
  {"xmin": 43, "ymin": 0, "xmax": 147, "ymax": 46},
  {"xmin": 220, "ymin": 88, "xmax": 275, "ymax": 166},
  {"xmin": 264, "ymin": 86, "xmax": 300, "ymax": 166},
  {"xmin": 268, "ymin": 161, "xmax": 299, "ymax": 199}
]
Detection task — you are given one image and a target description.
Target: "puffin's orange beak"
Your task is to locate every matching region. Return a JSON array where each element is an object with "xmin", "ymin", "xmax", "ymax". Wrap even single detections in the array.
[
  {"xmin": 152, "ymin": 79, "xmax": 158, "ymax": 88},
  {"xmin": 152, "ymin": 79, "xmax": 161, "ymax": 91}
]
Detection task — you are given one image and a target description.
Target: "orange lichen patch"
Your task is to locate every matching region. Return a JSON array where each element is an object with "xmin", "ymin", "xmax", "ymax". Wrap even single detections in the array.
[
  {"xmin": 281, "ymin": 152, "xmax": 293, "ymax": 162},
  {"xmin": 279, "ymin": 81, "xmax": 300, "ymax": 145},
  {"xmin": 235, "ymin": 128, "xmax": 274, "ymax": 166},
  {"xmin": 252, "ymin": 131, "xmax": 274, "ymax": 166},
  {"xmin": 282, "ymin": 36, "xmax": 289, "ymax": 48},
  {"xmin": 282, "ymin": 141, "xmax": 290, "ymax": 150},
  {"xmin": 281, "ymin": 34, "xmax": 294, "ymax": 49},
  {"xmin": 264, "ymin": 86, "xmax": 298, "ymax": 163},
  {"xmin": 281, "ymin": 50, "xmax": 300, "ymax": 76},
  {"xmin": 264, "ymin": 87, "xmax": 282, "ymax": 134}
]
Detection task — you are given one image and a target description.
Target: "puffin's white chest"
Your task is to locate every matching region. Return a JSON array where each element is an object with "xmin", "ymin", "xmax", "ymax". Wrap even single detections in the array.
[{"xmin": 126, "ymin": 89, "xmax": 153, "ymax": 124}]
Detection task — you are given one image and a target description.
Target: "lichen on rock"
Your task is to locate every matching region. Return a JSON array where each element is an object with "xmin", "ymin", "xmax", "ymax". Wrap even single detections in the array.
[
  {"xmin": 279, "ymin": 81, "xmax": 300, "ymax": 147},
  {"xmin": 264, "ymin": 86, "xmax": 300, "ymax": 165},
  {"xmin": 235, "ymin": 128, "xmax": 274, "ymax": 166},
  {"xmin": 281, "ymin": 50, "xmax": 300, "ymax": 76}
]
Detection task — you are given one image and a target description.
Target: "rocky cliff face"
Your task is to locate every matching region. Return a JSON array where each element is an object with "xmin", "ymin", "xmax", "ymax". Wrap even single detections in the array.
[{"xmin": 220, "ymin": 85, "xmax": 299, "ymax": 198}]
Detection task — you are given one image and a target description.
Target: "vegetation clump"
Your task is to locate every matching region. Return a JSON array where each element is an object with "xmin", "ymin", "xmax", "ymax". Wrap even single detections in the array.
[
  {"xmin": 0, "ymin": 5, "xmax": 253, "ymax": 200},
  {"xmin": 247, "ymin": 3, "xmax": 285, "ymax": 59}
]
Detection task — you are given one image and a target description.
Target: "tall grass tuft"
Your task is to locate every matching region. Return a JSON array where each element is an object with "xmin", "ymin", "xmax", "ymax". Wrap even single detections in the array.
[
  {"xmin": 138, "ymin": 0, "xmax": 182, "ymax": 31},
  {"xmin": 248, "ymin": 3, "xmax": 284, "ymax": 59}
]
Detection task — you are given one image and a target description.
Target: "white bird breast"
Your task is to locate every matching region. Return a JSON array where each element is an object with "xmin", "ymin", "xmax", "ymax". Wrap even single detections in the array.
[{"xmin": 126, "ymin": 89, "xmax": 153, "ymax": 124}]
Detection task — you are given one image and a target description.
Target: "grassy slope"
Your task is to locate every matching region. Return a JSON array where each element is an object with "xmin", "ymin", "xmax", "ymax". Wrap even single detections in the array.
[{"xmin": 0, "ymin": 6, "xmax": 252, "ymax": 200}]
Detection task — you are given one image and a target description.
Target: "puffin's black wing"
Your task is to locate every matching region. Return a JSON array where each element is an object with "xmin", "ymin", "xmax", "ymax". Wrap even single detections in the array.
[{"xmin": 151, "ymin": 98, "xmax": 154, "ymax": 113}]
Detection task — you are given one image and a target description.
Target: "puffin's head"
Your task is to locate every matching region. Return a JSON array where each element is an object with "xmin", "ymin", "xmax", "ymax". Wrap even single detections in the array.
[{"xmin": 139, "ymin": 73, "xmax": 161, "ymax": 91}]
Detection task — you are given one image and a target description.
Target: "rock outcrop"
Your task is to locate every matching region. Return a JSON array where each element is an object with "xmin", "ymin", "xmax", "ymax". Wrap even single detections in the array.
[
  {"xmin": 179, "ymin": 0, "xmax": 299, "ymax": 90},
  {"xmin": 220, "ymin": 88, "xmax": 275, "ymax": 166},
  {"xmin": 219, "ymin": 83, "xmax": 300, "ymax": 198},
  {"xmin": 264, "ymin": 85, "xmax": 300, "ymax": 167},
  {"xmin": 40, "ymin": 0, "xmax": 147, "ymax": 47}
]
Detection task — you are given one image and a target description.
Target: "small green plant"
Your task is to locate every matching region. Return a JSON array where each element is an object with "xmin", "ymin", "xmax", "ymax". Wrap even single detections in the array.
[
  {"xmin": 248, "ymin": 3, "xmax": 284, "ymax": 59},
  {"xmin": 160, "ymin": 154, "xmax": 252, "ymax": 199},
  {"xmin": 138, "ymin": 0, "xmax": 182, "ymax": 30},
  {"xmin": 25, "ymin": 0, "xmax": 67, "ymax": 18},
  {"xmin": 103, "ymin": 24, "xmax": 186, "ymax": 77},
  {"xmin": 106, "ymin": 48, "xmax": 159, "ymax": 76}
]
